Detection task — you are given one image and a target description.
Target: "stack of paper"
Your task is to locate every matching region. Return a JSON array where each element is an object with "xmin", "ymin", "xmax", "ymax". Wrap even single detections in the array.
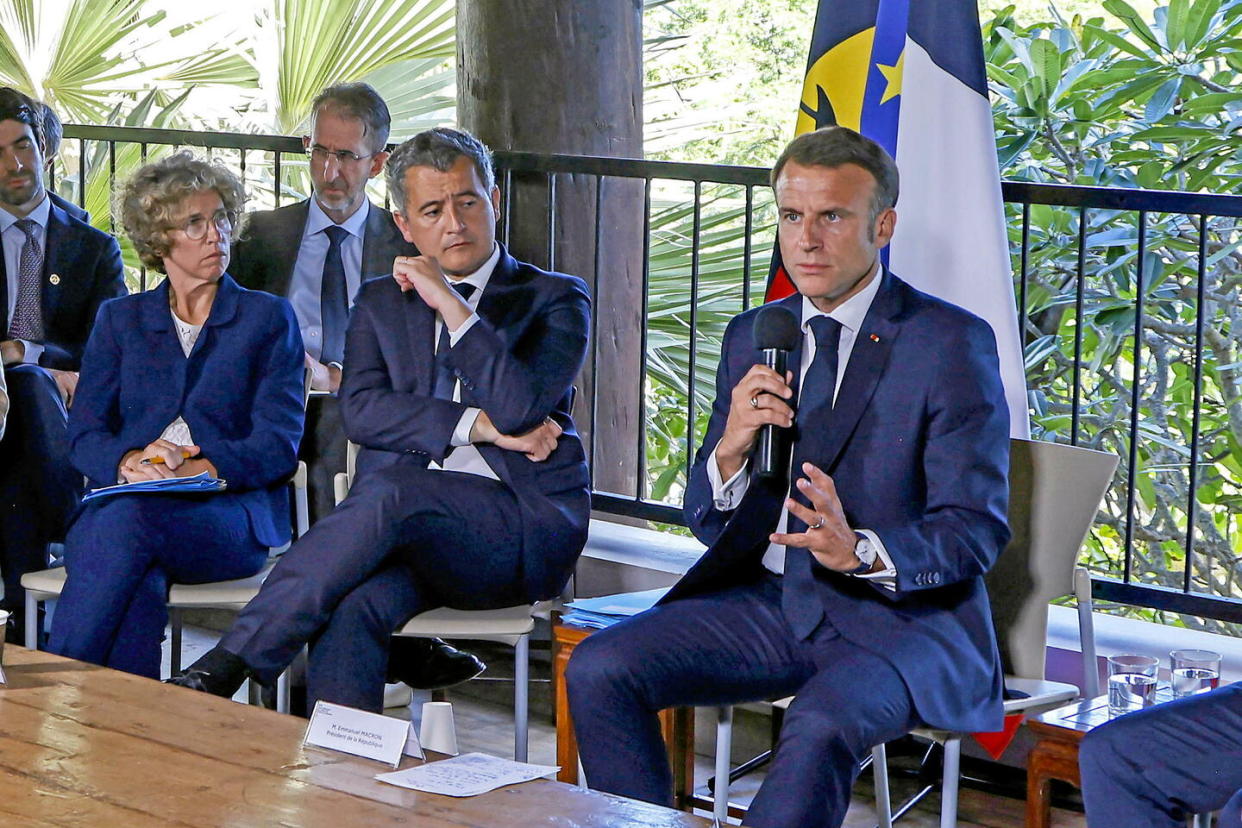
[
  {"xmin": 82, "ymin": 471, "xmax": 227, "ymax": 503},
  {"xmin": 560, "ymin": 587, "xmax": 669, "ymax": 629},
  {"xmin": 375, "ymin": 752, "xmax": 559, "ymax": 796}
]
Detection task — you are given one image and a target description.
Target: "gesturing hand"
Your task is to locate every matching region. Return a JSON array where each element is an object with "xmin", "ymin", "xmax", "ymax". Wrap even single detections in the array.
[
  {"xmin": 715, "ymin": 364, "xmax": 794, "ymax": 480},
  {"xmin": 769, "ymin": 462, "xmax": 863, "ymax": 573}
]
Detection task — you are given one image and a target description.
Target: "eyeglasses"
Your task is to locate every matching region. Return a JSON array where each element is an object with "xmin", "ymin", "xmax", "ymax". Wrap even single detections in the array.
[
  {"xmin": 177, "ymin": 208, "xmax": 235, "ymax": 241},
  {"xmin": 305, "ymin": 145, "xmax": 376, "ymax": 166}
]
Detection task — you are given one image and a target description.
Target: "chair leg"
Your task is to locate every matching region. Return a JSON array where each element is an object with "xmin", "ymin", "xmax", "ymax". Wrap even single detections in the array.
[
  {"xmin": 24, "ymin": 592, "xmax": 38, "ymax": 650},
  {"xmin": 514, "ymin": 633, "xmax": 529, "ymax": 763},
  {"xmin": 940, "ymin": 735, "xmax": 961, "ymax": 828},
  {"xmin": 1190, "ymin": 813, "xmax": 1211, "ymax": 828},
  {"xmin": 715, "ymin": 705, "xmax": 733, "ymax": 824},
  {"xmin": 873, "ymin": 743, "xmax": 893, "ymax": 828},
  {"xmin": 169, "ymin": 608, "xmax": 182, "ymax": 676},
  {"xmin": 276, "ymin": 668, "xmax": 290, "ymax": 715}
]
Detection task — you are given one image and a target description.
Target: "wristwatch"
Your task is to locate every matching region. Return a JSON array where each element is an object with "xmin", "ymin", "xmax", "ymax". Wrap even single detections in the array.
[{"xmin": 848, "ymin": 532, "xmax": 878, "ymax": 576}]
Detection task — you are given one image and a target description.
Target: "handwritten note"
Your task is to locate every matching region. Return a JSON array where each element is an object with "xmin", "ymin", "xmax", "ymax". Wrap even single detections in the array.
[{"xmin": 375, "ymin": 752, "xmax": 559, "ymax": 796}]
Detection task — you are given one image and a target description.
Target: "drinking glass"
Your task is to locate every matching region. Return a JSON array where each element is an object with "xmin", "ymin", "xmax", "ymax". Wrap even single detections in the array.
[
  {"xmin": 1169, "ymin": 649, "xmax": 1221, "ymax": 699},
  {"xmin": 1107, "ymin": 654, "xmax": 1158, "ymax": 717}
]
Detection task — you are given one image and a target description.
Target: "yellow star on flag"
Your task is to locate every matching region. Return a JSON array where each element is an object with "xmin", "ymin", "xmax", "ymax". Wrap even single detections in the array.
[{"xmin": 876, "ymin": 50, "xmax": 905, "ymax": 105}]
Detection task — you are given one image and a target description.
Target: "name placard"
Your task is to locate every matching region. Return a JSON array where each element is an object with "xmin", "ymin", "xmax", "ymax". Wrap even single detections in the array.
[{"xmin": 304, "ymin": 701, "xmax": 423, "ymax": 767}]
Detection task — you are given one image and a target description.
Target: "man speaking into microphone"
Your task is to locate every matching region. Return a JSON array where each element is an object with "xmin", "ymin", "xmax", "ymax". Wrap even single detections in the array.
[{"xmin": 567, "ymin": 126, "xmax": 1011, "ymax": 828}]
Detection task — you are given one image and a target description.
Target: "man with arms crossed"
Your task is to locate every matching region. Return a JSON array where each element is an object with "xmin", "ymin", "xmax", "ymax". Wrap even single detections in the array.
[
  {"xmin": 567, "ymin": 126, "xmax": 1010, "ymax": 827},
  {"xmin": 229, "ymin": 84, "xmax": 476, "ymax": 688},
  {"xmin": 173, "ymin": 128, "xmax": 591, "ymax": 712}
]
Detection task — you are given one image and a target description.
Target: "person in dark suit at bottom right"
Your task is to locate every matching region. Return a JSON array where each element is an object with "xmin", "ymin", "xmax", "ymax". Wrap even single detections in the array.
[
  {"xmin": 1080, "ymin": 684, "xmax": 1242, "ymax": 827},
  {"xmin": 566, "ymin": 126, "xmax": 1011, "ymax": 828}
]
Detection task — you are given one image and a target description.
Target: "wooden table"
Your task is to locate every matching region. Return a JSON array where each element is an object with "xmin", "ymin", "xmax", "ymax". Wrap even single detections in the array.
[
  {"xmin": 1026, "ymin": 696, "xmax": 1113, "ymax": 828},
  {"xmin": 552, "ymin": 621, "xmax": 696, "ymax": 809},
  {"xmin": 0, "ymin": 646, "xmax": 708, "ymax": 826}
]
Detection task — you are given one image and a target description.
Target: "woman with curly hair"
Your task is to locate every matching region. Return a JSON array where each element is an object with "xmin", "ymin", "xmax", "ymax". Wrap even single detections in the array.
[{"xmin": 46, "ymin": 151, "xmax": 304, "ymax": 678}]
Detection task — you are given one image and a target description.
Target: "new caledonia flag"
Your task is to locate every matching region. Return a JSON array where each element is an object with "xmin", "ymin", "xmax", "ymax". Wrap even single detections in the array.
[{"xmin": 767, "ymin": 0, "xmax": 1030, "ymax": 437}]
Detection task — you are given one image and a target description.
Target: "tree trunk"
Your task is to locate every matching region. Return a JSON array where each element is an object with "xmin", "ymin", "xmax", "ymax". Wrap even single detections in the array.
[{"xmin": 458, "ymin": 0, "xmax": 646, "ymax": 502}]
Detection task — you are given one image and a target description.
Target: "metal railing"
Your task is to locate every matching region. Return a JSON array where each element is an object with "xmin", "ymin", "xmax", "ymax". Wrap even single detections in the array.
[{"xmin": 56, "ymin": 124, "xmax": 1242, "ymax": 628}]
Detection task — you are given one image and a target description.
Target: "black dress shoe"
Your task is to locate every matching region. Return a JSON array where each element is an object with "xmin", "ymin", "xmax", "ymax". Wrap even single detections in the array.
[
  {"xmin": 166, "ymin": 645, "xmax": 250, "ymax": 698},
  {"xmin": 388, "ymin": 637, "xmax": 485, "ymax": 690}
]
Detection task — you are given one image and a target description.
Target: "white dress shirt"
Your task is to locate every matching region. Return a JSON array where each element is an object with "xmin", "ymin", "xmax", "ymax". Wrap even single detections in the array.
[
  {"xmin": 0, "ymin": 193, "xmax": 50, "ymax": 364},
  {"xmin": 157, "ymin": 308, "xmax": 204, "ymax": 447},
  {"xmin": 428, "ymin": 243, "xmax": 500, "ymax": 481},
  {"xmin": 707, "ymin": 262, "xmax": 898, "ymax": 587},
  {"xmin": 288, "ymin": 197, "xmax": 368, "ymax": 363}
]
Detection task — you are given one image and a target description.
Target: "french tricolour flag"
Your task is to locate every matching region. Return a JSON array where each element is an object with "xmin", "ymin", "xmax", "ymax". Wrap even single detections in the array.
[{"xmin": 768, "ymin": 0, "xmax": 1029, "ymax": 437}]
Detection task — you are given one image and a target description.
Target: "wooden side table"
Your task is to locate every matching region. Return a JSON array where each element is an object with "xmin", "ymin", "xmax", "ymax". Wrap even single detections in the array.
[
  {"xmin": 1026, "ymin": 696, "xmax": 1112, "ymax": 828},
  {"xmin": 553, "ymin": 620, "xmax": 696, "ymax": 810}
]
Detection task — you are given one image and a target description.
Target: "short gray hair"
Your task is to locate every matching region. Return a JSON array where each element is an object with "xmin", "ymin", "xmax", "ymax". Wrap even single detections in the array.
[
  {"xmin": 771, "ymin": 126, "xmax": 899, "ymax": 223},
  {"xmin": 386, "ymin": 127, "xmax": 494, "ymax": 215},
  {"xmin": 310, "ymin": 82, "xmax": 391, "ymax": 155},
  {"xmin": 118, "ymin": 151, "xmax": 245, "ymax": 273}
]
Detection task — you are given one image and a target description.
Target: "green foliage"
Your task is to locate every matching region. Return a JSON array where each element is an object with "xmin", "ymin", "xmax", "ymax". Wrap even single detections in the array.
[{"xmin": 988, "ymin": 0, "xmax": 1242, "ymax": 633}]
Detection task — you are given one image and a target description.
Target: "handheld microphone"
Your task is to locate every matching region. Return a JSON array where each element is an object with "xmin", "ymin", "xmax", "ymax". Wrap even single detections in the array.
[{"xmin": 752, "ymin": 306, "xmax": 801, "ymax": 478}]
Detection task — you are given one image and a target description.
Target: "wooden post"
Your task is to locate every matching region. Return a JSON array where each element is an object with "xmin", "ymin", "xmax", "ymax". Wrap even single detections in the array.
[{"xmin": 457, "ymin": 0, "xmax": 645, "ymax": 501}]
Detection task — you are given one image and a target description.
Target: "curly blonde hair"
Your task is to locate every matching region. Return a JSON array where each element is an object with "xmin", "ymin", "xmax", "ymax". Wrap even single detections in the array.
[{"xmin": 117, "ymin": 151, "xmax": 246, "ymax": 273}]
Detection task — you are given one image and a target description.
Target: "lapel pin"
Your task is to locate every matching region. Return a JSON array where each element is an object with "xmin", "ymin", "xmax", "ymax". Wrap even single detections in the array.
[
  {"xmin": 49, "ymin": 274, "xmax": 60, "ymax": 285},
  {"xmin": 869, "ymin": 333, "xmax": 880, "ymax": 342}
]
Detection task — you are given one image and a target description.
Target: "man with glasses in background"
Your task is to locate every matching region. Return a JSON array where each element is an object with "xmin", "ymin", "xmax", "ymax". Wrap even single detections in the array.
[
  {"xmin": 229, "ymin": 83, "xmax": 483, "ymax": 696},
  {"xmin": 0, "ymin": 86, "xmax": 125, "ymax": 643}
]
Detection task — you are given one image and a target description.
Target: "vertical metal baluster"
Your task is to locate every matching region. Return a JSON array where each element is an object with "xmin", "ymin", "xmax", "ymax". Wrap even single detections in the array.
[
  {"xmin": 1019, "ymin": 202, "xmax": 1031, "ymax": 338},
  {"xmin": 742, "ymin": 185, "xmax": 754, "ymax": 311},
  {"xmin": 637, "ymin": 178, "xmax": 652, "ymax": 501},
  {"xmin": 140, "ymin": 143, "xmax": 148, "ymax": 290},
  {"xmin": 1123, "ymin": 211, "xmax": 1148, "ymax": 583},
  {"xmin": 107, "ymin": 141, "xmax": 116, "ymax": 233},
  {"xmin": 274, "ymin": 152, "xmax": 283, "ymax": 208},
  {"xmin": 589, "ymin": 174, "xmax": 604, "ymax": 486},
  {"xmin": 547, "ymin": 173, "xmax": 557, "ymax": 271},
  {"xmin": 686, "ymin": 181, "xmax": 702, "ymax": 487},
  {"xmin": 1071, "ymin": 206, "xmax": 1088, "ymax": 445},
  {"xmin": 77, "ymin": 137, "xmax": 87, "ymax": 210},
  {"xmin": 1183, "ymin": 214, "xmax": 1209, "ymax": 594}
]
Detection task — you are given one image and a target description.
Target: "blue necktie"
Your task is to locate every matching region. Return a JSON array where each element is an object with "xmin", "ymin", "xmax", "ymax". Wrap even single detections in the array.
[
  {"xmin": 8, "ymin": 219, "xmax": 44, "ymax": 341},
  {"xmin": 320, "ymin": 225, "xmax": 349, "ymax": 364},
  {"xmin": 433, "ymin": 282, "xmax": 477, "ymax": 400},
  {"xmin": 781, "ymin": 314, "xmax": 843, "ymax": 639}
]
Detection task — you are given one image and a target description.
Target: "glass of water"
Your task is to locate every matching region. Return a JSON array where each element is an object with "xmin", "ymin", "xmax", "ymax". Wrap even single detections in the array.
[
  {"xmin": 1108, "ymin": 654, "xmax": 1158, "ymax": 717},
  {"xmin": 1169, "ymin": 649, "xmax": 1221, "ymax": 699}
]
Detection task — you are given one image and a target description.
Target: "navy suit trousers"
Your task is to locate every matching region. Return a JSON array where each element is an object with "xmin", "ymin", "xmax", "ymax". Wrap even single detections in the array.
[
  {"xmin": 1080, "ymin": 683, "xmax": 1242, "ymax": 827},
  {"xmin": 0, "ymin": 364, "xmax": 82, "ymax": 611},
  {"xmin": 566, "ymin": 575, "xmax": 919, "ymax": 828},
  {"xmin": 47, "ymin": 495, "xmax": 268, "ymax": 678},
  {"xmin": 221, "ymin": 458, "xmax": 524, "ymax": 711}
]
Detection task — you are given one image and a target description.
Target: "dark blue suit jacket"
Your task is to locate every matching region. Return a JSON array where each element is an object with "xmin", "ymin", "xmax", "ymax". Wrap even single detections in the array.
[
  {"xmin": 0, "ymin": 199, "xmax": 125, "ymax": 369},
  {"xmin": 671, "ymin": 271, "xmax": 1011, "ymax": 733},
  {"xmin": 339, "ymin": 244, "xmax": 592, "ymax": 602},
  {"xmin": 67, "ymin": 275, "xmax": 305, "ymax": 547},
  {"xmin": 230, "ymin": 199, "xmax": 417, "ymax": 298}
]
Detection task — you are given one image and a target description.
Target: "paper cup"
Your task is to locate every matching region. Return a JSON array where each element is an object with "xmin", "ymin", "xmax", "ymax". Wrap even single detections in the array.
[{"xmin": 419, "ymin": 701, "xmax": 458, "ymax": 755}]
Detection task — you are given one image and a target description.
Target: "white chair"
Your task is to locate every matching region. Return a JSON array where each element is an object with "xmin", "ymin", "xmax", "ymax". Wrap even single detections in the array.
[
  {"xmin": 708, "ymin": 438, "xmax": 1118, "ymax": 826},
  {"xmin": 334, "ymin": 442, "xmax": 539, "ymax": 761},
  {"xmin": 21, "ymin": 461, "xmax": 310, "ymax": 714}
]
